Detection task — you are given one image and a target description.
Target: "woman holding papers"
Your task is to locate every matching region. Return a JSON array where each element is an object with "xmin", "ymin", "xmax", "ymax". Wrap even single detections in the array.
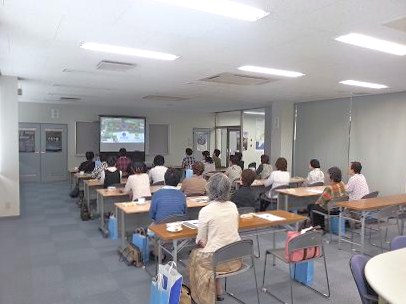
[{"xmin": 188, "ymin": 173, "xmax": 241, "ymax": 303}]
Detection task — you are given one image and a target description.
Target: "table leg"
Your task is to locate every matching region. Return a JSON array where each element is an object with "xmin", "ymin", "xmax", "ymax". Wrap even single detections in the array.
[
  {"xmin": 338, "ymin": 207, "xmax": 343, "ymax": 250},
  {"xmin": 157, "ymin": 239, "xmax": 162, "ymax": 267},
  {"xmin": 360, "ymin": 211, "xmax": 366, "ymax": 254},
  {"xmin": 121, "ymin": 209, "xmax": 126, "ymax": 251},
  {"xmin": 100, "ymin": 195, "xmax": 105, "ymax": 228},
  {"xmin": 173, "ymin": 240, "xmax": 178, "ymax": 265},
  {"xmin": 284, "ymin": 195, "xmax": 289, "ymax": 211},
  {"xmin": 85, "ymin": 184, "xmax": 90, "ymax": 209}
]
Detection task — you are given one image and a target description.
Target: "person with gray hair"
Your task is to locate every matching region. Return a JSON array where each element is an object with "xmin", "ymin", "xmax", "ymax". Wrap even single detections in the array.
[{"xmin": 188, "ymin": 173, "xmax": 241, "ymax": 303}]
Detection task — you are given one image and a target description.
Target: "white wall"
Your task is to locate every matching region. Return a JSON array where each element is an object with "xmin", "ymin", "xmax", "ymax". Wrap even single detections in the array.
[
  {"xmin": 0, "ymin": 76, "xmax": 20, "ymax": 217},
  {"xmin": 18, "ymin": 102, "xmax": 215, "ymax": 169},
  {"xmin": 242, "ymin": 114, "xmax": 264, "ymax": 167}
]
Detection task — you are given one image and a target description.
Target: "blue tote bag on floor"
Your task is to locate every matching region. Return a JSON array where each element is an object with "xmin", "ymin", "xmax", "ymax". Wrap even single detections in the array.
[
  {"xmin": 150, "ymin": 273, "xmax": 169, "ymax": 304},
  {"xmin": 158, "ymin": 261, "xmax": 183, "ymax": 304},
  {"xmin": 108, "ymin": 214, "xmax": 118, "ymax": 240},
  {"xmin": 132, "ymin": 228, "xmax": 150, "ymax": 264}
]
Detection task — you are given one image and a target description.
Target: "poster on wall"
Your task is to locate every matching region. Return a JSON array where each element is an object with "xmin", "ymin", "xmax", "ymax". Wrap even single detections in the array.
[
  {"xmin": 19, "ymin": 129, "xmax": 36, "ymax": 152},
  {"xmin": 45, "ymin": 129, "xmax": 63, "ymax": 152},
  {"xmin": 243, "ymin": 131, "xmax": 248, "ymax": 151},
  {"xmin": 255, "ymin": 118, "xmax": 265, "ymax": 151},
  {"xmin": 195, "ymin": 131, "xmax": 209, "ymax": 152}
]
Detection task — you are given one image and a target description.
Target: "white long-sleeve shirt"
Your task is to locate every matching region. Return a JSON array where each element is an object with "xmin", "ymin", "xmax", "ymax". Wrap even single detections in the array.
[
  {"xmin": 346, "ymin": 174, "xmax": 369, "ymax": 201},
  {"xmin": 263, "ymin": 170, "xmax": 290, "ymax": 198},
  {"xmin": 306, "ymin": 168, "xmax": 325, "ymax": 185}
]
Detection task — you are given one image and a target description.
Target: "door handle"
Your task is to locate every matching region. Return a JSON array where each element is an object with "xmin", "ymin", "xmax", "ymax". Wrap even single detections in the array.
[
  {"xmin": 41, "ymin": 151, "xmax": 46, "ymax": 154},
  {"xmin": 34, "ymin": 151, "xmax": 40, "ymax": 154}
]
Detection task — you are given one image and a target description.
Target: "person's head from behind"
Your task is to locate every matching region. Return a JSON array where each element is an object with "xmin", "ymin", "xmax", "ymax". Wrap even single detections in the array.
[
  {"xmin": 213, "ymin": 149, "xmax": 220, "ymax": 157},
  {"xmin": 133, "ymin": 161, "xmax": 146, "ymax": 174},
  {"xmin": 206, "ymin": 173, "xmax": 231, "ymax": 202},
  {"xmin": 164, "ymin": 168, "xmax": 181, "ymax": 186},
  {"xmin": 153, "ymin": 155, "xmax": 165, "ymax": 166},
  {"xmin": 235, "ymin": 152, "xmax": 242, "ymax": 161},
  {"xmin": 202, "ymin": 150, "xmax": 210, "ymax": 158},
  {"xmin": 275, "ymin": 157, "xmax": 287, "ymax": 171},
  {"xmin": 185, "ymin": 148, "xmax": 193, "ymax": 156},
  {"xmin": 309, "ymin": 159, "xmax": 320, "ymax": 170},
  {"xmin": 192, "ymin": 161, "xmax": 205, "ymax": 176},
  {"xmin": 229, "ymin": 154, "xmax": 238, "ymax": 166},
  {"xmin": 205, "ymin": 156, "xmax": 213, "ymax": 164},
  {"xmin": 106, "ymin": 156, "xmax": 116, "ymax": 167},
  {"xmin": 261, "ymin": 154, "xmax": 270, "ymax": 164},
  {"xmin": 85, "ymin": 151, "xmax": 94, "ymax": 161},
  {"xmin": 241, "ymin": 169, "xmax": 256, "ymax": 187},
  {"xmin": 349, "ymin": 161, "xmax": 362, "ymax": 175},
  {"xmin": 119, "ymin": 148, "xmax": 127, "ymax": 157},
  {"xmin": 327, "ymin": 166, "xmax": 342, "ymax": 183}
]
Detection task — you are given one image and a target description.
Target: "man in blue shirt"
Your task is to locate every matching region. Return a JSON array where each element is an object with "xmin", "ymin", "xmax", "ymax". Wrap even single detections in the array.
[{"xmin": 149, "ymin": 168, "xmax": 187, "ymax": 223}]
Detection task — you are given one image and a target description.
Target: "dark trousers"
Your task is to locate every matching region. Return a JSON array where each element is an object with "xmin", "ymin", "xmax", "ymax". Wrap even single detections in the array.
[{"xmin": 307, "ymin": 204, "xmax": 340, "ymax": 230}]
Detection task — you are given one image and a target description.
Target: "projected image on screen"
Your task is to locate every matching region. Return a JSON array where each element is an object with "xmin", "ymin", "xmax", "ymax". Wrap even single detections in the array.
[{"xmin": 100, "ymin": 116, "xmax": 145, "ymax": 152}]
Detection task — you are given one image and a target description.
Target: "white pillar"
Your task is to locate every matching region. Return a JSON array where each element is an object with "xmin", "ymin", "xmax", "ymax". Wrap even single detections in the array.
[{"xmin": 0, "ymin": 76, "xmax": 20, "ymax": 217}]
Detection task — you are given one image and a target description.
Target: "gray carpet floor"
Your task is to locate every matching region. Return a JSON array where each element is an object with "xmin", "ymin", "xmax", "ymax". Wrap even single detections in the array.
[{"xmin": 0, "ymin": 181, "xmax": 397, "ymax": 304}]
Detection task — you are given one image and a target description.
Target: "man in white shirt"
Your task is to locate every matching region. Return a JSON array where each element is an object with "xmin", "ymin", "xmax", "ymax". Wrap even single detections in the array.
[{"xmin": 346, "ymin": 161, "xmax": 370, "ymax": 201}]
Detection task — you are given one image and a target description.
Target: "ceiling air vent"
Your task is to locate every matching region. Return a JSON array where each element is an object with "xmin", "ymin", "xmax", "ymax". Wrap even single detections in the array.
[
  {"xmin": 59, "ymin": 96, "xmax": 81, "ymax": 102},
  {"xmin": 96, "ymin": 60, "xmax": 136, "ymax": 72},
  {"xmin": 383, "ymin": 16, "xmax": 406, "ymax": 33},
  {"xmin": 142, "ymin": 95, "xmax": 190, "ymax": 102},
  {"xmin": 200, "ymin": 72, "xmax": 275, "ymax": 85}
]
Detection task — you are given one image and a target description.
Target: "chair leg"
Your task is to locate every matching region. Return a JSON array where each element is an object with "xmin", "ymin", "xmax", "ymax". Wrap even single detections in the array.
[
  {"xmin": 262, "ymin": 252, "xmax": 268, "ymax": 288},
  {"xmin": 289, "ymin": 265, "xmax": 294, "ymax": 304},
  {"xmin": 252, "ymin": 257, "xmax": 261, "ymax": 304},
  {"xmin": 255, "ymin": 230, "xmax": 261, "ymax": 259}
]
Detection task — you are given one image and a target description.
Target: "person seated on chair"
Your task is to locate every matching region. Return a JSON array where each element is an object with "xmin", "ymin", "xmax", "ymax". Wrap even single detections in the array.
[
  {"xmin": 235, "ymin": 151, "xmax": 244, "ymax": 170},
  {"xmin": 122, "ymin": 161, "xmax": 151, "ymax": 201},
  {"xmin": 346, "ymin": 161, "xmax": 369, "ymax": 201},
  {"xmin": 261, "ymin": 157, "xmax": 290, "ymax": 211},
  {"xmin": 225, "ymin": 154, "xmax": 242, "ymax": 182},
  {"xmin": 181, "ymin": 161, "xmax": 207, "ymax": 196},
  {"xmin": 100, "ymin": 156, "xmax": 122, "ymax": 188},
  {"xmin": 307, "ymin": 166, "xmax": 346, "ymax": 230},
  {"xmin": 256, "ymin": 154, "xmax": 273, "ymax": 180},
  {"xmin": 115, "ymin": 148, "xmax": 132, "ymax": 177},
  {"xmin": 148, "ymin": 155, "xmax": 168, "ymax": 185},
  {"xmin": 149, "ymin": 168, "xmax": 186, "ymax": 223},
  {"xmin": 90, "ymin": 154, "xmax": 107, "ymax": 179},
  {"xmin": 182, "ymin": 148, "xmax": 196, "ymax": 169},
  {"xmin": 203, "ymin": 155, "xmax": 216, "ymax": 175},
  {"xmin": 188, "ymin": 173, "xmax": 242, "ymax": 303},
  {"xmin": 78, "ymin": 151, "xmax": 95, "ymax": 173},
  {"xmin": 212, "ymin": 149, "xmax": 221, "ymax": 169},
  {"xmin": 232, "ymin": 169, "xmax": 257, "ymax": 209},
  {"xmin": 305, "ymin": 159, "xmax": 325, "ymax": 185}
]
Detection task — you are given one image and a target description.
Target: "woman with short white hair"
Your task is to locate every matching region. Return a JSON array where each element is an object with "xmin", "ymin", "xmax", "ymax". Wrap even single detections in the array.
[{"xmin": 188, "ymin": 173, "xmax": 241, "ymax": 303}]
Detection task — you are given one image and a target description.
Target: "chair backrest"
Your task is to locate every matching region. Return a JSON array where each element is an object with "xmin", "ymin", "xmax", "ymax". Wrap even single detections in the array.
[
  {"xmin": 248, "ymin": 162, "xmax": 256, "ymax": 169},
  {"xmin": 390, "ymin": 236, "xmax": 406, "ymax": 251},
  {"xmin": 349, "ymin": 254, "xmax": 378, "ymax": 304},
  {"xmin": 327, "ymin": 195, "xmax": 349, "ymax": 211},
  {"xmin": 308, "ymin": 182, "xmax": 324, "ymax": 187},
  {"xmin": 376, "ymin": 205, "xmax": 399, "ymax": 220},
  {"xmin": 287, "ymin": 231, "xmax": 323, "ymax": 254},
  {"xmin": 156, "ymin": 214, "xmax": 189, "ymax": 224},
  {"xmin": 362, "ymin": 191, "xmax": 379, "ymax": 199},
  {"xmin": 213, "ymin": 239, "xmax": 253, "ymax": 266},
  {"xmin": 238, "ymin": 207, "xmax": 255, "ymax": 214},
  {"xmin": 152, "ymin": 181, "xmax": 165, "ymax": 186}
]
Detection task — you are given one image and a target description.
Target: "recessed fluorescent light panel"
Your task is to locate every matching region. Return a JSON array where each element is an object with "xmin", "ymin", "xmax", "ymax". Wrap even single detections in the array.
[
  {"xmin": 155, "ymin": 0, "xmax": 269, "ymax": 21},
  {"xmin": 80, "ymin": 42, "xmax": 179, "ymax": 61},
  {"xmin": 244, "ymin": 111, "xmax": 265, "ymax": 115},
  {"xmin": 339, "ymin": 80, "xmax": 388, "ymax": 89},
  {"xmin": 238, "ymin": 65, "xmax": 305, "ymax": 78},
  {"xmin": 335, "ymin": 33, "xmax": 406, "ymax": 56}
]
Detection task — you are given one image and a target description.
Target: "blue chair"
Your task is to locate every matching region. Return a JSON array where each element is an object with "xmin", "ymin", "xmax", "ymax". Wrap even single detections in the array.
[
  {"xmin": 349, "ymin": 255, "xmax": 378, "ymax": 304},
  {"xmin": 390, "ymin": 235, "xmax": 406, "ymax": 251}
]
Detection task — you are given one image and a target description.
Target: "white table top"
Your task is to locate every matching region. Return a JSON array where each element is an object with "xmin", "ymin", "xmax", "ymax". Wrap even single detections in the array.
[{"xmin": 365, "ymin": 248, "xmax": 406, "ymax": 304}]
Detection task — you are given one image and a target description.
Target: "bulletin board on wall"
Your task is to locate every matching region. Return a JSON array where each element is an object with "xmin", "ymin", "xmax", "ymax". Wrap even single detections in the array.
[{"xmin": 75, "ymin": 121, "xmax": 100, "ymax": 156}]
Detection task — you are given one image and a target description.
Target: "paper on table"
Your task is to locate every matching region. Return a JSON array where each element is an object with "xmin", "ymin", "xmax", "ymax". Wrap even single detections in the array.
[
  {"xmin": 182, "ymin": 220, "xmax": 199, "ymax": 229},
  {"xmin": 192, "ymin": 196, "xmax": 209, "ymax": 203},
  {"xmin": 254, "ymin": 214, "xmax": 285, "ymax": 222},
  {"xmin": 307, "ymin": 189, "xmax": 323, "ymax": 194}
]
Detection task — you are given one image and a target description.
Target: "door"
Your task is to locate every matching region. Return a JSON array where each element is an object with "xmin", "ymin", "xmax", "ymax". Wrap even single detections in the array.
[
  {"xmin": 19, "ymin": 123, "xmax": 68, "ymax": 182},
  {"xmin": 19, "ymin": 123, "xmax": 41, "ymax": 182},
  {"xmin": 215, "ymin": 127, "xmax": 241, "ymax": 167},
  {"xmin": 40, "ymin": 124, "xmax": 68, "ymax": 182}
]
